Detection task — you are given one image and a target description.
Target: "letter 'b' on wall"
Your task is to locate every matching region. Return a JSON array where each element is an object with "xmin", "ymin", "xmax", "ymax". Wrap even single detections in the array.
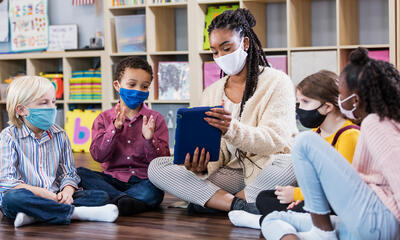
[{"xmin": 65, "ymin": 109, "xmax": 101, "ymax": 152}]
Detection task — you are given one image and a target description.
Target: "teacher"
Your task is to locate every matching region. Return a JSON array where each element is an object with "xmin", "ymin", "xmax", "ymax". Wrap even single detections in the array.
[{"xmin": 148, "ymin": 8, "xmax": 298, "ymax": 214}]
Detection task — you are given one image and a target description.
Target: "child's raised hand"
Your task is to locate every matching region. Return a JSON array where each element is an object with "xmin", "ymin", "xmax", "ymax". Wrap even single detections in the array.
[
  {"xmin": 142, "ymin": 115, "xmax": 155, "ymax": 140},
  {"xmin": 114, "ymin": 103, "xmax": 126, "ymax": 129},
  {"xmin": 274, "ymin": 186, "xmax": 295, "ymax": 204}
]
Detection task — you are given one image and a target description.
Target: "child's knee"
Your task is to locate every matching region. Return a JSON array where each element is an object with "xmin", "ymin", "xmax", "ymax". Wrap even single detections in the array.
[
  {"xmin": 148, "ymin": 157, "xmax": 169, "ymax": 182},
  {"xmin": 142, "ymin": 183, "xmax": 164, "ymax": 207},
  {"xmin": 2, "ymin": 189, "xmax": 32, "ymax": 209},
  {"xmin": 293, "ymin": 131, "xmax": 319, "ymax": 152}
]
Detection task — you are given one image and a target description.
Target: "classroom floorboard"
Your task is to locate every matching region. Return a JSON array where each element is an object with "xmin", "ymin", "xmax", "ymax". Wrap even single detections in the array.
[{"xmin": 0, "ymin": 153, "xmax": 263, "ymax": 240}]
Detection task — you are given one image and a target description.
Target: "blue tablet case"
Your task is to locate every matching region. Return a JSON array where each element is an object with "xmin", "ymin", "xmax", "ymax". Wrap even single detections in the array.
[{"xmin": 173, "ymin": 106, "xmax": 223, "ymax": 165}]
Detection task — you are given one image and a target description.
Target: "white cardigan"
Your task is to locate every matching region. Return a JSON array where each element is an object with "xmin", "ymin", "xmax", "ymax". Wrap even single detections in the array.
[{"xmin": 200, "ymin": 67, "xmax": 298, "ymax": 184}]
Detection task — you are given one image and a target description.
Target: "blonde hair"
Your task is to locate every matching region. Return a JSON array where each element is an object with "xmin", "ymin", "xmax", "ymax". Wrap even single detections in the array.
[{"xmin": 6, "ymin": 76, "xmax": 55, "ymax": 128}]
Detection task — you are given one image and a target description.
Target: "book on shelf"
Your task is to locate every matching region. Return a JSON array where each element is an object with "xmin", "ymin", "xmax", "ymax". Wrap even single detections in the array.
[
  {"xmin": 40, "ymin": 72, "xmax": 64, "ymax": 100},
  {"xmin": 368, "ymin": 49, "xmax": 389, "ymax": 62},
  {"xmin": 70, "ymin": 70, "xmax": 102, "ymax": 101},
  {"xmin": 151, "ymin": 0, "xmax": 187, "ymax": 3},
  {"xmin": 158, "ymin": 61, "xmax": 189, "ymax": 101},
  {"xmin": 203, "ymin": 4, "xmax": 239, "ymax": 50},
  {"xmin": 151, "ymin": 103, "xmax": 189, "ymax": 147},
  {"xmin": 114, "ymin": 15, "xmax": 146, "ymax": 53},
  {"xmin": 291, "ymin": 51, "xmax": 337, "ymax": 86},
  {"xmin": 266, "ymin": 55, "xmax": 287, "ymax": 74},
  {"xmin": 112, "ymin": 0, "xmax": 145, "ymax": 6},
  {"xmin": 203, "ymin": 61, "xmax": 221, "ymax": 89}
]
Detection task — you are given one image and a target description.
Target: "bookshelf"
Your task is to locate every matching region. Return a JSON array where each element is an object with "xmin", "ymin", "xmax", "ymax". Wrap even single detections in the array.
[
  {"xmin": 0, "ymin": 51, "xmax": 106, "ymax": 130},
  {"xmin": 0, "ymin": 0, "xmax": 398, "ymax": 132}
]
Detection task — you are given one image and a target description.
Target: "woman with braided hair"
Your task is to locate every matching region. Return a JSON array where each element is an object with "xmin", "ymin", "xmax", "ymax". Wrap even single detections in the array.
[
  {"xmin": 148, "ymin": 8, "xmax": 298, "ymax": 214},
  {"xmin": 258, "ymin": 47, "xmax": 400, "ymax": 240}
]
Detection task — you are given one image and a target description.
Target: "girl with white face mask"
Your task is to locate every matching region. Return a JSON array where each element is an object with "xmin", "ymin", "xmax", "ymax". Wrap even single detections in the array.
[{"xmin": 148, "ymin": 8, "xmax": 298, "ymax": 215}]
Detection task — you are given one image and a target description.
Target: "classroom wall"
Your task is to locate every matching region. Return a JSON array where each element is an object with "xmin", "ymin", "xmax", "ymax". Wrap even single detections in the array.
[
  {"xmin": 0, "ymin": 0, "xmax": 104, "ymax": 52},
  {"xmin": 49, "ymin": 0, "xmax": 104, "ymax": 49}
]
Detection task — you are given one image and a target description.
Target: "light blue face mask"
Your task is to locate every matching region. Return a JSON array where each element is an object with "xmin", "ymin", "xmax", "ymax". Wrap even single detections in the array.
[{"xmin": 25, "ymin": 107, "xmax": 57, "ymax": 130}]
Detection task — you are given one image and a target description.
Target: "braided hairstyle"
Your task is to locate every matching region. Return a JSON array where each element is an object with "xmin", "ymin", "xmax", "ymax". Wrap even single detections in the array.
[
  {"xmin": 342, "ymin": 47, "xmax": 400, "ymax": 122},
  {"xmin": 208, "ymin": 8, "xmax": 270, "ymax": 118},
  {"xmin": 208, "ymin": 8, "xmax": 270, "ymax": 176}
]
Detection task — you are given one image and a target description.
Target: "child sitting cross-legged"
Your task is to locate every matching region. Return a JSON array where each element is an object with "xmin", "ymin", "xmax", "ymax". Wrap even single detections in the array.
[
  {"xmin": 77, "ymin": 56, "xmax": 170, "ymax": 216},
  {"xmin": 0, "ymin": 76, "xmax": 118, "ymax": 228}
]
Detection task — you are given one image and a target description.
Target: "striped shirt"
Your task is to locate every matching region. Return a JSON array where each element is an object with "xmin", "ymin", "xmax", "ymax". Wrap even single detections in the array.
[{"xmin": 0, "ymin": 123, "xmax": 80, "ymax": 205}]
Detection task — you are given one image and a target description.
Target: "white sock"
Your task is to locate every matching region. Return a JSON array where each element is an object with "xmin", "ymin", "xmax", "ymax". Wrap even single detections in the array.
[
  {"xmin": 71, "ymin": 204, "xmax": 119, "ymax": 223},
  {"xmin": 14, "ymin": 212, "xmax": 37, "ymax": 228},
  {"xmin": 228, "ymin": 210, "xmax": 261, "ymax": 229},
  {"xmin": 297, "ymin": 225, "xmax": 338, "ymax": 240},
  {"xmin": 261, "ymin": 219, "xmax": 298, "ymax": 240}
]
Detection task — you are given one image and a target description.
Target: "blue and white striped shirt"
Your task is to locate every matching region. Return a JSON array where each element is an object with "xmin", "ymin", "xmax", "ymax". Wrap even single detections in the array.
[{"xmin": 0, "ymin": 123, "xmax": 80, "ymax": 205}]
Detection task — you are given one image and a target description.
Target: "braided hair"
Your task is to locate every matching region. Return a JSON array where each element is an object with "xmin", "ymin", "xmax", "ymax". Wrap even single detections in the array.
[
  {"xmin": 208, "ymin": 8, "xmax": 270, "ymax": 117},
  {"xmin": 208, "ymin": 8, "xmax": 270, "ymax": 176},
  {"xmin": 342, "ymin": 47, "xmax": 400, "ymax": 122}
]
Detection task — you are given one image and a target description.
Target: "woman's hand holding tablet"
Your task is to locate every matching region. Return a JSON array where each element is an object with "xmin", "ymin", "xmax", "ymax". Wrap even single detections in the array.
[
  {"xmin": 204, "ymin": 107, "xmax": 233, "ymax": 135},
  {"xmin": 184, "ymin": 147, "xmax": 210, "ymax": 174}
]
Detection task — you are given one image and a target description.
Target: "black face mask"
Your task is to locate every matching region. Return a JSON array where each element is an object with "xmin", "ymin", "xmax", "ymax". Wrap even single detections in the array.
[{"xmin": 296, "ymin": 105, "xmax": 327, "ymax": 128}]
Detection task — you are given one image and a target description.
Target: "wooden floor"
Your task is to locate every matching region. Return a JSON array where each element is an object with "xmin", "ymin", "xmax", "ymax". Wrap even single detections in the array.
[{"xmin": 0, "ymin": 153, "xmax": 263, "ymax": 239}]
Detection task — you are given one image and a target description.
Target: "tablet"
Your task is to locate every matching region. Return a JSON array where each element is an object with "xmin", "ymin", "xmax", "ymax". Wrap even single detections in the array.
[{"xmin": 173, "ymin": 106, "xmax": 223, "ymax": 165}]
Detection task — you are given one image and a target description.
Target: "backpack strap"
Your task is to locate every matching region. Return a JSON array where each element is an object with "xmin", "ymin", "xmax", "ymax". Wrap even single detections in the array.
[{"xmin": 331, "ymin": 125, "xmax": 360, "ymax": 146}]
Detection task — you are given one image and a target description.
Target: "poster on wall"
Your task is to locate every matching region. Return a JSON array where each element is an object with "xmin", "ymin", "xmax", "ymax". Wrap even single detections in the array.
[
  {"xmin": 9, "ymin": 0, "xmax": 49, "ymax": 52},
  {"xmin": 48, "ymin": 25, "xmax": 78, "ymax": 51},
  {"xmin": 0, "ymin": 0, "xmax": 9, "ymax": 42}
]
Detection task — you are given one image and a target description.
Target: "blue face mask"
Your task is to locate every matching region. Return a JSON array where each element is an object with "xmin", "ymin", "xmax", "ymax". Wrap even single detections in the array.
[
  {"xmin": 119, "ymin": 87, "xmax": 149, "ymax": 109},
  {"xmin": 25, "ymin": 107, "xmax": 57, "ymax": 130}
]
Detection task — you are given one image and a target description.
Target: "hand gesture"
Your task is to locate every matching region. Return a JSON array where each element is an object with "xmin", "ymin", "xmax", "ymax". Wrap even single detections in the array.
[
  {"xmin": 114, "ymin": 103, "xmax": 126, "ymax": 130},
  {"xmin": 142, "ymin": 115, "xmax": 155, "ymax": 140},
  {"xmin": 275, "ymin": 186, "xmax": 295, "ymax": 204}
]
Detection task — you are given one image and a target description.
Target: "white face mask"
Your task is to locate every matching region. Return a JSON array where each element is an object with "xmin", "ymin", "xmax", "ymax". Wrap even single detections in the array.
[
  {"xmin": 338, "ymin": 93, "xmax": 357, "ymax": 120},
  {"xmin": 214, "ymin": 39, "xmax": 248, "ymax": 76}
]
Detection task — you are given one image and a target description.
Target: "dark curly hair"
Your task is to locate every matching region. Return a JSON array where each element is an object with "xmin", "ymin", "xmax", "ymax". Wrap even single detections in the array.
[
  {"xmin": 115, "ymin": 56, "xmax": 153, "ymax": 82},
  {"xmin": 208, "ymin": 8, "xmax": 270, "ymax": 175},
  {"xmin": 208, "ymin": 8, "xmax": 270, "ymax": 118},
  {"xmin": 342, "ymin": 47, "xmax": 400, "ymax": 122}
]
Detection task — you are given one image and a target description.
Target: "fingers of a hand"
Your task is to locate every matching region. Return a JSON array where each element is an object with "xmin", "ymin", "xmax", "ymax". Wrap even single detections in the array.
[
  {"xmin": 184, "ymin": 153, "xmax": 191, "ymax": 170},
  {"xmin": 211, "ymin": 107, "xmax": 231, "ymax": 115},
  {"xmin": 57, "ymin": 192, "xmax": 63, "ymax": 201},
  {"xmin": 287, "ymin": 202, "xmax": 295, "ymax": 209},
  {"xmin": 204, "ymin": 152, "xmax": 210, "ymax": 169},
  {"xmin": 143, "ymin": 115, "xmax": 148, "ymax": 125},
  {"xmin": 204, "ymin": 118, "xmax": 228, "ymax": 130},
  {"xmin": 191, "ymin": 147, "xmax": 199, "ymax": 170},
  {"xmin": 198, "ymin": 148, "xmax": 206, "ymax": 171}
]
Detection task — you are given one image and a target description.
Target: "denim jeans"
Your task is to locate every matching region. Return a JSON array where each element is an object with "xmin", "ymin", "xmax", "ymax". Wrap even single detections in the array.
[
  {"xmin": 262, "ymin": 132, "xmax": 399, "ymax": 240},
  {"xmin": 0, "ymin": 188, "xmax": 110, "ymax": 225},
  {"xmin": 77, "ymin": 167, "xmax": 164, "ymax": 207}
]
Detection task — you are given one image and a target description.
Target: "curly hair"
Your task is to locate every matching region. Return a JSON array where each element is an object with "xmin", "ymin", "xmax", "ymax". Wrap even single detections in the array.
[
  {"xmin": 115, "ymin": 56, "xmax": 153, "ymax": 82},
  {"xmin": 208, "ymin": 8, "xmax": 270, "ymax": 176},
  {"xmin": 342, "ymin": 47, "xmax": 400, "ymax": 122},
  {"xmin": 208, "ymin": 8, "xmax": 270, "ymax": 118}
]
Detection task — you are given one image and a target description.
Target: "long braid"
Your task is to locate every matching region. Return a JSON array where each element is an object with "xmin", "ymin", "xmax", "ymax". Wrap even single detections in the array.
[{"xmin": 208, "ymin": 8, "xmax": 270, "ymax": 176}]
